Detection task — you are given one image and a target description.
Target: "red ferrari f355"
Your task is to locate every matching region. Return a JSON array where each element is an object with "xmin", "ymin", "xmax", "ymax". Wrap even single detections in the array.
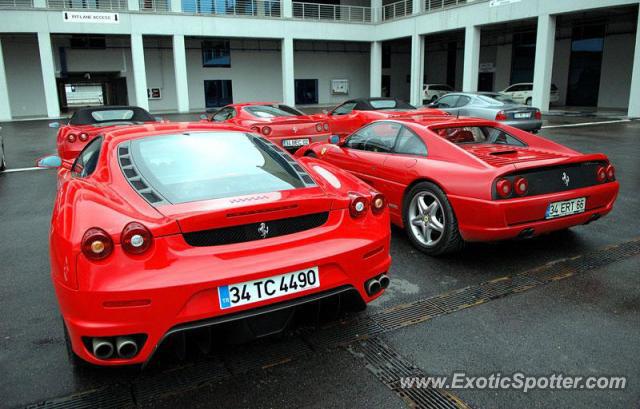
[
  {"xmin": 296, "ymin": 117, "xmax": 619, "ymax": 255},
  {"xmin": 39, "ymin": 122, "xmax": 391, "ymax": 366}
]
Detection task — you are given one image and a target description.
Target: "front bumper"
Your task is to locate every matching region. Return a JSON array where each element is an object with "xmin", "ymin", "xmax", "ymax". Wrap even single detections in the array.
[
  {"xmin": 449, "ymin": 182, "xmax": 619, "ymax": 242},
  {"xmin": 54, "ymin": 209, "xmax": 391, "ymax": 366}
]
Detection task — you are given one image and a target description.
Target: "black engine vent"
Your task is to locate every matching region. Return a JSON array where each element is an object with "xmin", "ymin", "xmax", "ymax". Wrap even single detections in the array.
[
  {"xmin": 183, "ymin": 212, "xmax": 330, "ymax": 246},
  {"xmin": 117, "ymin": 142, "xmax": 167, "ymax": 205}
]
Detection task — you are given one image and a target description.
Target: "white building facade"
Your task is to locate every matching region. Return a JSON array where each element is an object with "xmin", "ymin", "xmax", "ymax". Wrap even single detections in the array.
[{"xmin": 0, "ymin": 0, "xmax": 639, "ymax": 120}]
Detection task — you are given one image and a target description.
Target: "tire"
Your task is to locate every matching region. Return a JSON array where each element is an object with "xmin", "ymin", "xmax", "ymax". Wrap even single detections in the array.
[
  {"xmin": 402, "ymin": 181, "xmax": 464, "ymax": 256},
  {"xmin": 63, "ymin": 319, "xmax": 87, "ymax": 367},
  {"xmin": 525, "ymin": 98, "xmax": 532, "ymax": 106}
]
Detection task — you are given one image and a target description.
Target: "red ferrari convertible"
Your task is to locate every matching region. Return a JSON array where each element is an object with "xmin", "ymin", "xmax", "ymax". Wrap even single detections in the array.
[
  {"xmin": 207, "ymin": 102, "xmax": 331, "ymax": 151},
  {"xmin": 315, "ymin": 98, "xmax": 449, "ymax": 140},
  {"xmin": 38, "ymin": 122, "xmax": 391, "ymax": 366},
  {"xmin": 51, "ymin": 106, "xmax": 159, "ymax": 161},
  {"xmin": 296, "ymin": 117, "xmax": 619, "ymax": 255}
]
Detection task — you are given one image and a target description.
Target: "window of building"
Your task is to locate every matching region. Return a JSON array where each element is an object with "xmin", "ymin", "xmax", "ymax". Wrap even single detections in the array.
[
  {"xmin": 204, "ymin": 80, "xmax": 233, "ymax": 108},
  {"xmin": 202, "ymin": 40, "xmax": 231, "ymax": 67}
]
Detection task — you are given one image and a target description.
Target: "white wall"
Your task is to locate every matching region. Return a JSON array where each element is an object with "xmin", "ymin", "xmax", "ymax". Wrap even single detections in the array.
[
  {"xmin": 2, "ymin": 35, "xmax": 47, "ymax": 118},
  {"xmin": 295, "ymin": 49, "xmax": 370, "ymax": 105},
  {"xmin": 186, "ymin": 38, "xmax": 283, "ymax": 111}
]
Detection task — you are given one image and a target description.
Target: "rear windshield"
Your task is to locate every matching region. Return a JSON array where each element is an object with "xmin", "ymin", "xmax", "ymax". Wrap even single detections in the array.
[
  {"xmin": 478, "ymin": 94, "xmax": 517, "ymax": 105},
  {"xmin": 369, "ymin": 99, "xmax": 416, "ymax": 110},
  {"xmin": 434, "ymin": 126, "xmax": 526, "ymax": 147},
  {"xmin": 91, "ymin": 109, "xmax": 135, "ymax": 122},
  {"xmin": 70, "ymin": 107, "xmax": 156, "ymax": 125},
  {"xmin": 244, "ymin": 105, "xmax": 303, "ymax": 118},
  {"xmin": 128, "ymin": 132, "xmax": 306, "ymax": 204}
]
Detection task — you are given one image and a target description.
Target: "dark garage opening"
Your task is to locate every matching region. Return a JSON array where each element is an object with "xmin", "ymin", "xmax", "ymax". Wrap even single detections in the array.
[{"xmin": 204, "ymin": 79, "xmax": 233, "ymax": 108}]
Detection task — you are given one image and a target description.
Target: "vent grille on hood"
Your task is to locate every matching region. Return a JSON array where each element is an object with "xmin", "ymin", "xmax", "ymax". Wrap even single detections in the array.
[{"xmin": 183, "ymin": 212, "xmax": 329, "ymax": 246}]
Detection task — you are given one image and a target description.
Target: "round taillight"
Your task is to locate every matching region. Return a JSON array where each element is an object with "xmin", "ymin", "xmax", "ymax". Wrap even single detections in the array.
[
  {"xmin": 596, "ymin": 166, "xmax": 607, "ymax": 183},
  {"xmin": 495, "ymin": 111, "xmax": 507, "ymax": 121},
  {"xmin": 496, "ymin": 178, "xmax": 512, "ymax": 198},
  {"xmin": 349, "ymin": 194, "xmax": 369, "ymax": 218},
  {"xmin": 261, "ymin": 126, "xmax": 272, "ymax": 136},
  {"xmin": 121, "ymin": 222, "xmax": 152, "ymax": 255},
  {"xmin": 315, "ymin": 123, "xmax": 323, "ymax": 132},
  {"xmin": 513, "ymin": 177, "xmax": 528, "ymax": 196},
  {"xmin": 81, "ymin": 228, "xmax": 114, "ymax": 261},
  {"xmin": 371, "ymin": 193, "xmax": 386, "ymax": 215},
  {"xmin": 605, "ymin": 164, "xmax": 615, "ymax": 181},
  {"xmin": 79, "ymin": 133, "xmax": 89, "ymax": 142},
  {"xmin": 67, "ymin": 133, "xmax": 77, "ymax": 143},
  {"xmin": 323, "ymin": 123, "xmax": 329, "ymax": 131}
]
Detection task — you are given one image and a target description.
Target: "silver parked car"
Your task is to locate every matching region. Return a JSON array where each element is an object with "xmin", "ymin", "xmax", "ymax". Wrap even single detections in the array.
[
  {"xmin": 428, "ymin": 92, "xmax": 543, "ymax": 132},
  {"xmin": 0, "ymin": 127, "xmax": 5, "ymax": 171}
]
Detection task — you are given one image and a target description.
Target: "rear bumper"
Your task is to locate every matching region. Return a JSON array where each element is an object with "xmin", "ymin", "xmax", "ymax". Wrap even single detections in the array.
[
  {"xmin": 449, "ymin": 182, "xmax": 619, "ymax": 242},
  {"xmin": 502, "ymin": 119, "xmax": 542, "ymax": 131},
  {"xmin": 269, "ymin": 133, "xmax": 331, "ymax": 151},
  {"xmin": 54, "ymin": 209, "xmax": 391, "ymax": 366}
]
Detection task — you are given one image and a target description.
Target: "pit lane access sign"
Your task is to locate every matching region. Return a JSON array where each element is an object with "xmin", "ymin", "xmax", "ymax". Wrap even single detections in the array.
[{"xmin": 62, "ymin": 11, "xmax": 120, "ymax": 24}]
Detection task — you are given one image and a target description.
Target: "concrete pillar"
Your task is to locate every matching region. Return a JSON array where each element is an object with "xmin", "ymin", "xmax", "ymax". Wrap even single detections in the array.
[
  {"xmin": 462, "ymin": 25, "xmax": 480, "ymax": 92},
  {"xmin": 282, "ymin": 0, "xmax": 292, "ymax": 18},
  {"xmin": 128, "ymin": 0, "xmax": 139, "ymax": 10},
  {"xmin": 37, "ymin": 32, "xmax": 60, "ymax": 119},
  {"xmin": 628, "ymin": 10, "xmax": 640, "ymax": 118},
  {"xmin": 370, "ymin": 41, "xmax": 382, "ymax": 98},
  {"xmin": 130, "ymin": 34, "xmax": 149, "ymax": 111},
  {"xmin": 0, "ymin": 38, "xmax": 12, "ymax": 121},
  {"xmin": 412, "ymin": 0, "xmax": 421, "ymax": 15},
  {"xmin": 281, "ymin": 37, "xmax": 295, "ymax": 106},
  {"xmin": 371, "ymin": 0, "xmax": 382, "ymax": 22},
  {"xmin": 170, "ymin": 0, "xmax": 181, "ymax": 12},
  {"xmin": 173, "ymin": 35, "xmax": 189, "ymax": 113},
  {"xmin": 532, "ymin": 14, "xmax": 556, "ymax": 112},
  {"xmin": 409, "ymin": 33, "xmax": 424, "ymax": 106}
]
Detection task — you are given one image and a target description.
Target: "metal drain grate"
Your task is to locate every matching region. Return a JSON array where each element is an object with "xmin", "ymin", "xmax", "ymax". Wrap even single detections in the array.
[
  {"xmin": 349, "ymin": 338, "xmax": 470, "ymax": 409},
  {"xmin": 25, "ymin": 385, "xmax": 134, "ymax": 409},
  {"xmin": 372, "ymin": 299, "xmax": 445, "ymax": 332},
  {"xmin": 304, "ymin": 317, "xmax": 384, "ymax": 350}
]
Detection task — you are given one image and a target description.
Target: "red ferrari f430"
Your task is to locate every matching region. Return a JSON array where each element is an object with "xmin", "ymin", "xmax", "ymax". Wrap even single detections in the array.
[
  {"xmin": 297, "ymin": 117, "xmax": 619, "ymax": 255},
  {"xmin": 38, "ymin": 122, "xmax": 391, "ymax": 366}
]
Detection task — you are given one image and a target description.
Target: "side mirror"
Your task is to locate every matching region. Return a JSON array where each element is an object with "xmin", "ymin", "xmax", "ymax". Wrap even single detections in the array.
[
  {"xmin": 329, "ymin": 135, "xmax": 340, "ymax": 145},
  {"xmin": 36, "ymin": 155, "xmax": 62, "ymax": 169},
  {"xmin": 49, "ymin": 122, "xmax": 60, "ymax": 129}
]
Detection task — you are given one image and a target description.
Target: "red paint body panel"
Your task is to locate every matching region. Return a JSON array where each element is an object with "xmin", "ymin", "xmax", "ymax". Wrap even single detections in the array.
[
  {"xmin": 296, "ymin": 117, "xmax": 619, "ymax": 242},
  {"xmin": 209, "ymin": 102, "xmax": 331, "ymax": 149},
  {"xmin": 50, "ymin": 122, "xmax": 391, "ymax": 365}
]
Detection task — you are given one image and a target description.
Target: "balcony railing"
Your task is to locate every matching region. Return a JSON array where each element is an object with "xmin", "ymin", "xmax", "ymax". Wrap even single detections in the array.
[
  {"xmin": 0, "ymin": 0, "xmax": 33, "ymax": 7},
  {"xmin": 425, "ymin": 0, "xmax": 466, "ymax": 12},
  {"xmin": 292, "ymin": 2, "xmax": 372, "ymax": 23},
  {"xmin": 183, "ymin": 0, "xmax": 281, "ymax": 17},
  {"xmin": 47, "ymin": 0, "xmax": 127, "ymax": 9},
  {"xmin": 381, "ymin": 0, "xmax": 411, "ymax": 20},
  {"xmin": 139, "ymin": 0, "xmax": 169, "ymax": 11}
]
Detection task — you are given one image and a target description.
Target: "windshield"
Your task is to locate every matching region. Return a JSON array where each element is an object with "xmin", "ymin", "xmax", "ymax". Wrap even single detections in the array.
[
  {"xmin": 244, "ymin": 105, "xmax": 303, "ymax": 118},
  {"xmin": 434, "ymin": 126, "xmax": 526, "ymax": 146},
  {"xmin": 369, "ymin": 99, "xmax": 416, "ymax": 110},
  {"xmin": 128, "ymin": 132, "xmax": 307, "ymax": 204},
  {"xmin": 478, "ymin": 94, "xmax": 518, "ymax": 105}
]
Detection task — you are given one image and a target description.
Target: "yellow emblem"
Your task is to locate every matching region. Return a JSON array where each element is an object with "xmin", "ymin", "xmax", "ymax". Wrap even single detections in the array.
[{"xmin": 321, "ymin": 147, "xmax": 327, "ymax": 155}]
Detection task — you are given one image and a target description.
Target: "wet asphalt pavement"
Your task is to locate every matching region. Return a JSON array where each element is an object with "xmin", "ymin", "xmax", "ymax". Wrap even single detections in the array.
[{"xmin": 0, "ymin": 114, "xmax": 638, "ymax": 408}]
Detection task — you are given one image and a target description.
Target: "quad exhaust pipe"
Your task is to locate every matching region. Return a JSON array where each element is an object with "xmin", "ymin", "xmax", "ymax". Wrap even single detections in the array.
[
  {"xmin": 92, "ymin": 338, "xmax": 114, "ymax": 360},
  {"xmin": 116, "ymin": 336, "xmax": 139, "ymax": 359},
  {"xmin": 365, "ymin": 273, "xmax": 390, "ymax": 296}
]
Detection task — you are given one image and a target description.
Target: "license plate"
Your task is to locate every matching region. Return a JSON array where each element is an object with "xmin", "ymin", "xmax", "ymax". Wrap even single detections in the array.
[
  {"xmin": 218, "ymin": 267, "xmax": 320, "ymax": 309},
  {"xmin": 282, "ymin": 138, "xmax": 310, "ymax": 147},
  {"xmin": 545, "ymin": 197, "xmax": 586, "ymax": 219},
  {"xmin": 514, "ymin": 112, "xmax": 531, "ymax": 119}
]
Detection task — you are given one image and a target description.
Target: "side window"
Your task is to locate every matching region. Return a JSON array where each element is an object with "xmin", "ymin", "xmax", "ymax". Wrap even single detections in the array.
[
  {"xmin": 435, "ymin": 95, "xmax": 459, "ymax": 108},
  {"xmin": 332, "ymin": 102, "xmax": 357, "ymax": 115},
  {"xmin": 345, "ymin": 122, "xmax": 401, "ymax": 153},
  {"xmin": 394, "ymin": 126, "xmax": 427, "ymax": 156},
  {"xmin": 455, "ymin": 96, "xmax": 471, "ymax": 107},
  {"xmin": 524, "ymin": 84, "xmax": 533, "ymax": 91},
  {"xmin": 71, "ymin": 136, "xmax": 103, "ymax": 178},
  {"xmin": 506, "ymin": 85, "xmax": 518, "ymax": 92}
]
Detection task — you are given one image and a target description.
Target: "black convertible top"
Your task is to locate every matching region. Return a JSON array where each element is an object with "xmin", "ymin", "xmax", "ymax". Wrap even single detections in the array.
[
  {"xmin": 346, "ymin": 98, "xmax": 416, "ymax": 111},
  {"xmin": 69, "ymin": 106, "xmax": 156, "ymax": 125}
]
